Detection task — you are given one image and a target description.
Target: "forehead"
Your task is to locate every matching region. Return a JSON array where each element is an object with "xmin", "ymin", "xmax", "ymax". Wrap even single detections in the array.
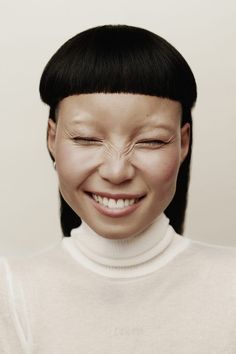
[{"xmin": 57, "ymin": 93, "xmax": 182, "ymax": 131}]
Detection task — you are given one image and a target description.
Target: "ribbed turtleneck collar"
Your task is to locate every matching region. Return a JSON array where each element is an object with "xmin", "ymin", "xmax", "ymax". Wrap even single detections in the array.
[
  {"xmin": 62, "ymin": 213, "xmax": 190, "ymax": 279},
  {"xmin": 70, "ymin": 213, "xmax": 170, "ymax": 266}
]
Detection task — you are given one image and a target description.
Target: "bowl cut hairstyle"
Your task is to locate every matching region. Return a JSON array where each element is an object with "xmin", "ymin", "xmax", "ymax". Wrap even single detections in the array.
[{"xmin": 39, "ymin": 24, "xmax": 197, "ymax": 236}]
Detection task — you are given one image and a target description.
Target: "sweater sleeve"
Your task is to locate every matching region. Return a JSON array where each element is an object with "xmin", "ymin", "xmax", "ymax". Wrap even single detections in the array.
[{"xmin": 0, "ymin": 257, "xmax": 30, "ymax": 354}]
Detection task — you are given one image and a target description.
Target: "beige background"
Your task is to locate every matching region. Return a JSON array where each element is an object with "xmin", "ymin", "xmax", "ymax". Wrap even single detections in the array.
[{"xmin": 0, "ymin": 0, "xmax": 235, "ymax": 257}]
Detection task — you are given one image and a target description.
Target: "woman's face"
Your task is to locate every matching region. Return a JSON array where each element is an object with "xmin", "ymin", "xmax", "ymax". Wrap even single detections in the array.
[{"xmin": 48, "ymin": 93, "xmax": 190, "ymax": 239}]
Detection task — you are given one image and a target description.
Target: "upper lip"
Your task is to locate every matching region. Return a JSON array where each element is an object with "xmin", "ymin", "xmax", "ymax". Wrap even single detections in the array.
[{"xmin": 86, "ymin": 191, "xmax": 146, "ymax": 200}]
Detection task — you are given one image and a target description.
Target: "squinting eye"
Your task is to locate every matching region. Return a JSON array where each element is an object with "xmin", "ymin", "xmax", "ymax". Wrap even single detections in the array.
[
  {"xmin": 73, "ymin": 137, "xmax": 101, "ymax": 144},
  {"xmin": 137, "ymin": 140, "xmax": 167, "ymax": 147},
  {"xmin": 72, "ymin": 137, "xmax": 167, "ymax": 147}
]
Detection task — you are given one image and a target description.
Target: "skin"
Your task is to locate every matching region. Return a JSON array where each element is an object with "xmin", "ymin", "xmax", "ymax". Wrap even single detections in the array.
[{"xmin": 47, "ymin": 93, "xmax": 190, "ymax": 240}]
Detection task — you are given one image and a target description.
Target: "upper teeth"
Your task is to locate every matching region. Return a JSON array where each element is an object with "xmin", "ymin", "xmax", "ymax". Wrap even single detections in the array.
[{"xmin": 92, "ymin": 194, "xmax": 137, "ymax": 209}]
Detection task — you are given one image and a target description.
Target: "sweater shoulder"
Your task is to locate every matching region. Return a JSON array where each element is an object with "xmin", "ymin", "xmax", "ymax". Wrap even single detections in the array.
[
  {"xmin": 0, "ymin": 242, "xmax": 72, "ymax": 348},
  {"xmin": 186, "ymin": 236, "xmax": 236, "ymax": 260},
  {"xmin": 182, "ymin": 236, "xmax": 236, "ymax": 285},
  {"xmin": 4, "ymin": 240, "xmax": 73, "ymax": 288},
  {"xmin": 0, "ymin": 258, "xmax": 29, "ymax": 352}
]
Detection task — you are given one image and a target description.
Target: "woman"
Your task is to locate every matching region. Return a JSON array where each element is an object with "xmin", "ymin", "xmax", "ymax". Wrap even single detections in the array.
[{"xmin": 0, "ymin": 24, "xmax": 236, "ymax": 354}]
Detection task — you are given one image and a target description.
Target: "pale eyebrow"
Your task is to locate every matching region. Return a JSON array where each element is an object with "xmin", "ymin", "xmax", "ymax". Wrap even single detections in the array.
[
  {"xmin": 132, "ymin": 124, "xmax": 175, "ymax": 135},
  {"xmin": 67, "ymin": 119, "xmax": 100, "ymax": 132},
  {"xmin": 68, "ymin": 119, "xmax": 175, "ymax": 134},
  {"xmin": 68, "ymin": 119, "xmax": 95, "ymax": 126}
]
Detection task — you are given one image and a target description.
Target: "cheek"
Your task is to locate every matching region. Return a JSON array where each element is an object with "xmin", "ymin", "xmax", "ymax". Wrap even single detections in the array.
[
  {"xmin": 55, "ymin": 143, "xmax": 101, "ymax": 184},
  {"xmin": 138, "ymin": 149, "xmax": 180, "ymax": 187}
]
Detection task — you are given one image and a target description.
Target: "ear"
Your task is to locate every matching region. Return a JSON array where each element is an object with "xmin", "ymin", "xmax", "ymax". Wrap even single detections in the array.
[
  {"xmin": 47, "ymin": 118, "xmax": 57, "ymax": 159},
  {"xmin": 180, "ymin": 123, "xmax": 190, "ymax": 164}
]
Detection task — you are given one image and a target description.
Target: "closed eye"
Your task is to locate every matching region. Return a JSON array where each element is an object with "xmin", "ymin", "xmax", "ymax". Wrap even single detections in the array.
[
  {"xmin": 73, "ymin": 137, "xmax": 101, "ymax": 144},
  {"xmin": 73, "ymin": 137, "xmax": 168, "ymax": 147},
  {"xmin": 137, "ymin": 140, "xmax": 167, "ymax": 146}
]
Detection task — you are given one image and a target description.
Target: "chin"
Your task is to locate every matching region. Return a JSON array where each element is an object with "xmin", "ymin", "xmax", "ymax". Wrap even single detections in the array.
[{"xmin": 92, "ymin": 222, "xmax": 140, "ymax": 240}]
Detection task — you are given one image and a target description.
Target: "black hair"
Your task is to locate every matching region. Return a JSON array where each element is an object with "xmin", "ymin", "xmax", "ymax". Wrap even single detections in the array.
[{"xmin": 39, "ymin": 24, "xmax": 197, "ymax": 236}]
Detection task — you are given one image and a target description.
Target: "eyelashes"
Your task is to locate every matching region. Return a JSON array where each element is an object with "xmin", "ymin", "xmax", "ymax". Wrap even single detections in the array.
[
  {"xmin": 73, "ymin": 137, "xmax": 100, "ymax": 144},
  {"xmin": 137, "ymin": 140, "xmax": 167, "ymax": 146},
  {"xmin": 72, "ymin": 137, "xmax": 168, "ymax": 147}
]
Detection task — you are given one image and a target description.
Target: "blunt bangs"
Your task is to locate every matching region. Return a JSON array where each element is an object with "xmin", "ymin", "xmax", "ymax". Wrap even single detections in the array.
[{"xmin": 39, "ymin": 24, "xmax": 197, "ymax": 121}]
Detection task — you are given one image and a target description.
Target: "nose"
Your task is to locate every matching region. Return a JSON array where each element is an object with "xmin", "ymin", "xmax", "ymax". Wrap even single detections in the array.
[{"xmin": 98, "ymin": 154, "xmax": 135, "ymax": 184}]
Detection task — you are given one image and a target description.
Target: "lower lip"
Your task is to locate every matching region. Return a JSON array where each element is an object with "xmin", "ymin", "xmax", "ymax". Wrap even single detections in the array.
[{"xmin": 85, "ymin": 193, "xmax": 145, "ymax": 218}]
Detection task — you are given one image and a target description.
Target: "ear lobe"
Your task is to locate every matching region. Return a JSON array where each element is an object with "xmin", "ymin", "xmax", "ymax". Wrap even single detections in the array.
[
  {"xmin": 180, "ymin": 123, "xmax": 190, "ymax": 164},
  {"xmin": 47, "ymin": 119, "xmax": 57, "ymax": 159}
]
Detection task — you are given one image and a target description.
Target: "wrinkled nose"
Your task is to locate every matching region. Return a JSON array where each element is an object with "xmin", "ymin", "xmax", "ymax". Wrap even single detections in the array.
[{"xmin": 98, "ymin": 148, "xmax": 135, "ymax": 185}]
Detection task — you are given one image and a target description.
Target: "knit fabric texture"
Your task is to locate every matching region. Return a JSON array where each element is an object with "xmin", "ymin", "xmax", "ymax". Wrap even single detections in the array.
[{"xmin": 1, "ymin": 213, "xmax": 236, "ymax": 353}]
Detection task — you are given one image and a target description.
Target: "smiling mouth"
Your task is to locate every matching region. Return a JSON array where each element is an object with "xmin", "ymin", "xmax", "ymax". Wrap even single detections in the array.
[
  {"xmin": 85, "ymin": 192, "xmax": 145, "ymax": 203},
  {"xmin": 84, "ymin": 191, "xmax": 146, "ymax": 217}
]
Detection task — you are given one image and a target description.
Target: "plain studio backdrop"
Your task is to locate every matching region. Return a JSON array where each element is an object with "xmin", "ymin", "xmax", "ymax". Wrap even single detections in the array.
[{"xmin": 0, "ymin": 0, "xmax": 235, "ymax": 257}]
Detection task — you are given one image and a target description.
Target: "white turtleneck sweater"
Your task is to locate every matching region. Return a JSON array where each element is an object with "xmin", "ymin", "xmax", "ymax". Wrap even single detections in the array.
[{"xmin": 0, "ymin": 213, "xmax": 236, "ymax": 354}]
